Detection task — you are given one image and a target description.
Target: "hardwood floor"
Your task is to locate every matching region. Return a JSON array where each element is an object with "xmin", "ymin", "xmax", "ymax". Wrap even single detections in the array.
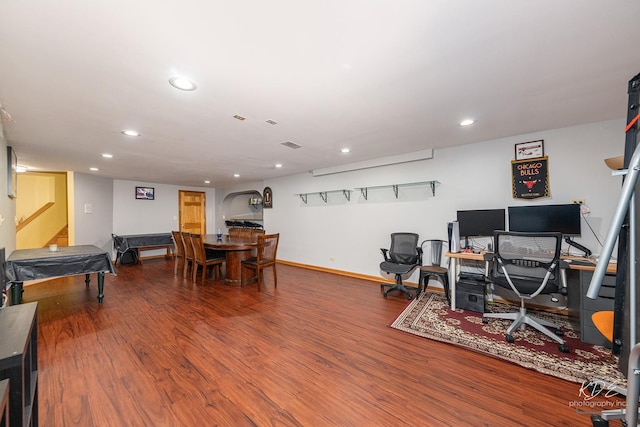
[{"xmin": 22, "ymin": 259, "xmax": 613, "ymax": 426}]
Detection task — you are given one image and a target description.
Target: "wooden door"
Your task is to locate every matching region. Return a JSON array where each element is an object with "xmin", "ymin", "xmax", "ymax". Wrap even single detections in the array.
[{"xmin": 179, "ymin": 191, "xmax": 206, "ymax": 235}]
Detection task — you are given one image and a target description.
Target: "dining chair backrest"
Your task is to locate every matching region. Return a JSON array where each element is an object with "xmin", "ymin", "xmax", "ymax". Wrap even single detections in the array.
[
  {"xmin": 258, "ymin": 233, "xmax": 279, "ymax": 263},
  {"xmin": 190, "ymin": 233, "xmax": 206, "ymax": 262},
  {"xmin": 171, "ymin": 231, "xmax": 185, "ymax": 258},
  {"xmin": 251, "ymin": 229, "xmax": 266, "ymax": 236},
  {"xmin": 183, "ymin": 232, "xmax": 195, "ymax": 261},
  {"xmin": 239, "ymin": 228, "xmax": 252, "ymax": 238},
  {"xmin": 229, "ymin": 228, "xmax": 241, "ymax": 237}
]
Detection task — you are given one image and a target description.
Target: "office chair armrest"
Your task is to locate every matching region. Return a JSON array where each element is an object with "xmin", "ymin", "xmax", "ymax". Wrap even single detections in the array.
[
  {"xmin": 416, "ymin": 247, "xmax": 423, "ymax": 265},
  {"xmin": 380, "ymin": 248, "xmax": 390, "ymax": 261}
]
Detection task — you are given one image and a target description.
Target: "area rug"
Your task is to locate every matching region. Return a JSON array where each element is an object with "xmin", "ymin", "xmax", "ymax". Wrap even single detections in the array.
[{"xmin": 391, "ymin": 292, "xmax": 626, "ymax": 386}]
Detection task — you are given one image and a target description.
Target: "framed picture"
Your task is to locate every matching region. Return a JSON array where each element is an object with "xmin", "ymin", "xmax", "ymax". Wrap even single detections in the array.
[
  {"xmin": 7, "ymin": 146, "xmax": 17, "ymax": 199},
  {"xmin": 512, "ymin": 157, "xmax": 550, "ymax": 200},
  {"xmin": 263, "ymin": 187, "xmax": 273, "ymax": 208},
  {"xmin": 515, "ymin": 140, "xmax": 544, "ymax": 161},
  {"xmin": 135, "ymin": 186, "xmax": 155, "ymax": 200}
]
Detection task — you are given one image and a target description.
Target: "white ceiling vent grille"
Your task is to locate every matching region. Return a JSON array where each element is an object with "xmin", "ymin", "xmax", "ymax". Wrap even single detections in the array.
[{"xmin": 281, "ymin": 141, "xmax": 302, "ymax": 149}]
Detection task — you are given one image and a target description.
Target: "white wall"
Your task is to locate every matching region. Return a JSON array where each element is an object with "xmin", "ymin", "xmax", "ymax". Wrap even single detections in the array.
[
  {"xmin": 261, "ymin": 119, "xmax": 624, "ymax": 283},
  {"xmin": 0, "ymin": 121, "xmax": 16, "ymax": 257},
  {"xmin": 113, "ymin": 179, "xmax": 216, "ymax": 234},
  {"xmin": 73, "ymin": 172, "xmax": 114, "ymax": 252}
]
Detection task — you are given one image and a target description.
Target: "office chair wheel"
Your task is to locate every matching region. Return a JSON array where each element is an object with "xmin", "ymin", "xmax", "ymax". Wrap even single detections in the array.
[
  {"xmin": 554, "ymin": 328, "xmax": 564, "ymax": 336},
  {"xmin": 482, "ymin": 317, "xmax": 488, "ymax": 324},
  {"xmin": 590, "ymin": 414, "xmax": 609, "ymax": 426},
  {"xmin": 558, "ymin": 343, "xmax": 569, "ymax": 353},
  {"xmin": 505, "ymin": 334, "xmax": 515, "ymax": 343}
]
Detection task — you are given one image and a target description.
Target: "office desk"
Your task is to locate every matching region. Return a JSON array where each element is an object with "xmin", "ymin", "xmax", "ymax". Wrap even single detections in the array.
[
  {"xmin": 446, "ymin": 251, "xmax": 617, "ymax": 310},
  {"xmin": 6, "ymin": 245, "xmax": 116, "ymax": 304},
  {"xmin": 115, "ymin": 233, "xmax": 174, "ymax": 264},
  {"xmin": 203, "ymin": 235, "xmax": 257, "ymax": 285}
]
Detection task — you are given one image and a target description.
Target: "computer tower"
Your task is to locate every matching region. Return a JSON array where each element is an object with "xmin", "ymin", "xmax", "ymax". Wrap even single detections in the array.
[{"xmin": 448, "ymin": 221, "xmax": 460, "ymax": 253}]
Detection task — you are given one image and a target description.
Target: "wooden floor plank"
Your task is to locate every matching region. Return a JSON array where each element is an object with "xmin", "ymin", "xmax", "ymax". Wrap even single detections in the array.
[{"xmin": 22, "ymin": 259, "xmax": 616, "ymax": 426}]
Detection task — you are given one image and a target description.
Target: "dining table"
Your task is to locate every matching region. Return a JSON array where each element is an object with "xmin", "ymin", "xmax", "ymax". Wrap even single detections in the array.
[{"xmin": 203, "ymin": 235, "xmax": 258, "ymax": 285}]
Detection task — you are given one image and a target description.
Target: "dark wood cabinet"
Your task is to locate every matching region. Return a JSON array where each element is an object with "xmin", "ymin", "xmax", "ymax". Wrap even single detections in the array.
[{"xmin": 0, "ymin": 302, "xmax": 38, "ymax": 427}]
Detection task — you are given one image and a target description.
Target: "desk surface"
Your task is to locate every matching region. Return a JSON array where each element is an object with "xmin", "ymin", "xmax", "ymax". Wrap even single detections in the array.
[
  {"xmin": 6, "ymin": 245, "xmax": 116, "ymax": 282},
  {"xmin": 446, "ymin": 251, "xmax": 617, "ymax": 274}
]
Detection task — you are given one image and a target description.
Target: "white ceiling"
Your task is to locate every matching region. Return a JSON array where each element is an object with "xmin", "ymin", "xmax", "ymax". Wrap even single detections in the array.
[{"xmin": 1, "ymin": 1, "xmax": 639, "ymax": 188}]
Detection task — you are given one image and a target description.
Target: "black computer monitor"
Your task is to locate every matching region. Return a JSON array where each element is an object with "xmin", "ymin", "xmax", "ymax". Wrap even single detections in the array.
[
  {"xmin": 508, "ymin": 203, "xmax": 589, "ymax": 256},
  {"xmin": 456, "ymin": 209, "xmax": 506, "ymax": 248},
  {"xmin": 508, "ymin": 204, "xmax": 580, "ymax": 236}
]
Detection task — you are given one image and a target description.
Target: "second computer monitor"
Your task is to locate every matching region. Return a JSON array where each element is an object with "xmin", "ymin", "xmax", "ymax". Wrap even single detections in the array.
[
  {"xmin": 456, "ymin": 209, "xmax": 506, "ymax": 248},
  {"xmin": 508, "ymin": 204, "xmax": 581, "ymax": 236}
]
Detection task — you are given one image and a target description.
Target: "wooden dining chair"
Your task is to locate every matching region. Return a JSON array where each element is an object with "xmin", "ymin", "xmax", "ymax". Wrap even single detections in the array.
[
  {"xmin": 251, "ymin": 229, "xmax": 265, "ymax": 236},
  {"xmin": 190, "ymin": 233, "xmax": 225, "ymax": 284},
  {"xmin": 241, "ymin": 233, "xmax": 279, "ymax": 288},
  {"xmin": 229, "ymin": 228, "xmax": 241, "ymax": 237},
  {"xmin": 239, "ymin": 228, "xmax": 252, "ymax": 238},
  {"xmin": 171, "ymin": 231, "xmax": 186, "ymax": 276},
  {"xmin": 182, "ymin": 232, "xmax": 196, "ymax": 279}
]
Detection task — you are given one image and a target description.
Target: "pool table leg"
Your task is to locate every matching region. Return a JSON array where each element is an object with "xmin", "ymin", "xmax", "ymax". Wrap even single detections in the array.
[{"xmin": 97, "ymin": 272, "xmax": 104, "ymax": 303}]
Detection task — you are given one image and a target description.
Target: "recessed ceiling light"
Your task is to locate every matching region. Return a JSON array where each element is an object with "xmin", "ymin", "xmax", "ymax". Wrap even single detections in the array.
[
  {"xmin": 266, "ymin": 119, "xmax": 278, "ymax": 125},
  {"xmin": 102, "ymin": 153, "xmax": 113, "ymax": 158},
  {"xmin": 233, "ymin": 114, "xmax": 246, "ymax": 121},
  {"xmin": 121, "ymin": 129, "xmax": 141, "ymax": 137},
  {"xmin": 459, "ymin": 119, "xmax": 476, "ymax": 126},
  {"xmin": 233, "ymin": 173, "xmax": 240, "ymax": 178},
  {"xmin": 90, "ymin": 167, "xmax": 99, "ymax": 171},
  {"xmin": 15, "ymin": 165, "xmax": 27, "ymax": 173},
  {"xmin": 274, "ymin": 163, "xmax": 282, "ymax": 168},
  {"xmin": 169, "ymin": 76, "xmax": 197, "ymax": 91},
  {"xmin": 341, "ymin": 148, "xmax": 351, "ymax": 153}
]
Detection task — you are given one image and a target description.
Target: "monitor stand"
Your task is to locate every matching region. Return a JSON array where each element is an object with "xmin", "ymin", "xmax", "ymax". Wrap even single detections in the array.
[
  {"xmin": 564, "ymin": 236, "xmax": 592, "ymax": 257},
  {"xmin": 464, "ymin": 236, "xmax": 470, "ymax": 250}
]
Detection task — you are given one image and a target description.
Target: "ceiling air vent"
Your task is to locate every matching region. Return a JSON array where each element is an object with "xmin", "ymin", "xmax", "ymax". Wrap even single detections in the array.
[{"xmin": 281, "ymin": 141, "xmax": 302, "ymax": 149}]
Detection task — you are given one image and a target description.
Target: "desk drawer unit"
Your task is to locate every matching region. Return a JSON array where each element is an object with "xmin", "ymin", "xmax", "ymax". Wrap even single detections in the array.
[{"xmin": 580, "ymin": 271, "xmax": 616, "ymax": 347}]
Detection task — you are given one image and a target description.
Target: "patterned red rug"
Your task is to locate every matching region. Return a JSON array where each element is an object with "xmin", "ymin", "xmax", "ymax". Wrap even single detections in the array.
[{"xmin": 391, "ymin": 292, "xmax": 626, "ymax": 386}]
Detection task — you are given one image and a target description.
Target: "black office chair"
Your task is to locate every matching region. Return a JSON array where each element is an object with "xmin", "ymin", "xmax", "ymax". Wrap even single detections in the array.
[
  {"xmin": 380, "ymin": 233, "xmax": 422, "ymax": 300},
  {"xmin": 419, "ymin": 239, "xmax": 450, "ymax": 304},
  {"xmin": 482, "ymin": 231, "xmax": 569, "ymax": 353}
]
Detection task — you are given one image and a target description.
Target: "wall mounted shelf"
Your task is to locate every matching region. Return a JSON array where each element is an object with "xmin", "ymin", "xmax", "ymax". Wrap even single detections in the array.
[
  {"xmin": 355, "ymin": 180, "xmax": 440, "ymax": 200},
  {"xmin": 296, "ymin": 189, "xmax": 352, "ymax": 204}
]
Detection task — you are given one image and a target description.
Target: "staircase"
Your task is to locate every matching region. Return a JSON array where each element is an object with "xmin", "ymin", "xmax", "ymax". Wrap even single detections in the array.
[{"xmin": 45, "ymin": 226, "xmax": 68, "ymax": 247}]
